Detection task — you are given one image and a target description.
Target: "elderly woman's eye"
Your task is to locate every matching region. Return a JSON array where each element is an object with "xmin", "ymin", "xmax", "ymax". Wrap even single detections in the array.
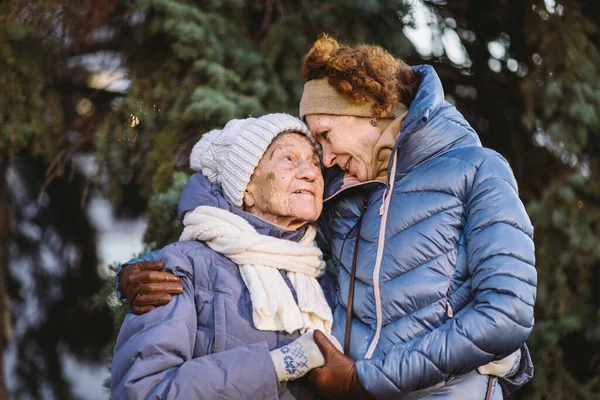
[
  {"xmin": 320, "ymin": 130, "xmax": 330, "ymax": 141},
  {"xmin": 283, "ymin": 156, "xmax": 293, "ymax": 161}
]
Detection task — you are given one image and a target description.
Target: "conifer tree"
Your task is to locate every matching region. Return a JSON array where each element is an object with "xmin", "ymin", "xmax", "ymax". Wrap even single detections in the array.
[{"xmin": 1, "ymin": 1, "xmax": 599, "ymax": 398}]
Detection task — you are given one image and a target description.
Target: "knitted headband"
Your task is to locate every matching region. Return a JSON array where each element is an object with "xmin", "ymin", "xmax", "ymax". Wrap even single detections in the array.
[{"xmin": 299, "ymin": 78, "xmax": 407, "ymax": 119}]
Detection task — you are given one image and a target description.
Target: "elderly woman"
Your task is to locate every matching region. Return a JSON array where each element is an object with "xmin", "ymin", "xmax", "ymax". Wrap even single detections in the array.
[
  {"xmin": 118, "ymin": 36, "xmax": 536, "ymax": 399},
  {"xmin": 111, "ymin": 113, "xmax": 343, "ymax": 399}
]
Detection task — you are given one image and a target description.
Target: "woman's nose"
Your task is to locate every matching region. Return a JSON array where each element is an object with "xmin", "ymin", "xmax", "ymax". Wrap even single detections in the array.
[
  {"xmin": 297, "ymin": 161, "xmax": 319, "ymax": 181},
  {"xmin": 321, "ymin": 148, "xmax": 336, "ymax": 168}
]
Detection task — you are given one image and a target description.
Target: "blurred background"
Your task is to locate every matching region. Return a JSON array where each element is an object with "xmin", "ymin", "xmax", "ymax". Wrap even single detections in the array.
[{"xmin": 1, "ymin": 0, "xmax": 599, "ymax": 399}]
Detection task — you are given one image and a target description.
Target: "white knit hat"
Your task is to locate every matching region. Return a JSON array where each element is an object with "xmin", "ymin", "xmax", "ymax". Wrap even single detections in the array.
[{"xmin": 189, "ymin": 113, "xmax": 318, "ymax": 208}]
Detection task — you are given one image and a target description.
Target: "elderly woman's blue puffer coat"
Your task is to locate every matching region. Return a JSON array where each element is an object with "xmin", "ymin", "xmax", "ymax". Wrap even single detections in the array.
[
  {"xmin": 318, "ymin": 65, "xmax": 537, "ymax": 399},
  {"xmin": 111, "ymin": 173, "xmax": 336, "ymax": 399}
]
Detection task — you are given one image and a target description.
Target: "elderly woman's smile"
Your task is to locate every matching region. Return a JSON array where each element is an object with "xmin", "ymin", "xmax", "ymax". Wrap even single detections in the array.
[{"xmin": 243, "ymin": 133, "xmax": 324, "ymax": 230}]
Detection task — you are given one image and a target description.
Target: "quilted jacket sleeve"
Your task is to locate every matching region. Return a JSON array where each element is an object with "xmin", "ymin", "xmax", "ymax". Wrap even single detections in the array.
[
  {"xmin": 111, "ymin": 243, "xmax": 280, "ymax": 400},
  {"xmin": 355, "ymin": 154, "xmax": 537, "ymax": 398}
]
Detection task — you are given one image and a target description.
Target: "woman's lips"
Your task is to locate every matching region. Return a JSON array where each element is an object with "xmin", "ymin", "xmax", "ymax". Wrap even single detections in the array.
[
  {"xmin": 345, "ymin": 158, "xmax": 352, "ymax": 172},
  {"xmin": 291, "ymin": 189, "xmax": 315, "ymax": 196}
]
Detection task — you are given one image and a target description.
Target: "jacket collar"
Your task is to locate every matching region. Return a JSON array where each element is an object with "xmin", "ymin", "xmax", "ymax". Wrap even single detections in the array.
[
  {"xmin": 391, "ymin": 65, "xmax": 480, "ymax": 175},
  {"xmin": 178, "ymin": 173, "xmax": 307, "ymax": 242}
]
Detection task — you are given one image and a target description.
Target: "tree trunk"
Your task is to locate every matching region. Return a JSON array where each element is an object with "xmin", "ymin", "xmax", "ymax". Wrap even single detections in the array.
[{"xmin": 0, "ymin": 158, "xmax": 11, "ymax": 399}]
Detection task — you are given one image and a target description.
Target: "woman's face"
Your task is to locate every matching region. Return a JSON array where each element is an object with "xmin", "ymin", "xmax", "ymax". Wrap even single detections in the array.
[
  {"xmin": 244, "ymin": 133, "xmax": 324, "ymax": 230},
  {"xmin": 305, "ymin": 114, "xmax": 382, "ymax": 182}
]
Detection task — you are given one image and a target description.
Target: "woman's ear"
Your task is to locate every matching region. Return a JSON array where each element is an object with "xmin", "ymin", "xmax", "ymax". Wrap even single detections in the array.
[{"xmin": 243, "ymin": 189, "xmax": 255, "ymax": 209}]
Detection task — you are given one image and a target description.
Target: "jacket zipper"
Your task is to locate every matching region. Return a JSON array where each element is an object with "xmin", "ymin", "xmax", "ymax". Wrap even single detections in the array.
[
  {"xmin": 379, "ymin": 187, "xmax": 388, "ymax": 215},
  {"xmin": 364, "ymin": 150, "xmax": 398, "ymax": 359}
]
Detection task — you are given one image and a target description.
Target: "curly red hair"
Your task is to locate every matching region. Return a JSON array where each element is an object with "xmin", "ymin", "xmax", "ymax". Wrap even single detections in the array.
[{"xmin": 301, "ymin": 34, "xmax": 418, "ymax": 118}]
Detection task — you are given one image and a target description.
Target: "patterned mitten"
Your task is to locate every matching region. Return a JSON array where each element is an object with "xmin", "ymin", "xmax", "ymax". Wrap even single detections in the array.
[{"xmin": 270, "ymin": 331, "xmax": 342, "ymax": 382}]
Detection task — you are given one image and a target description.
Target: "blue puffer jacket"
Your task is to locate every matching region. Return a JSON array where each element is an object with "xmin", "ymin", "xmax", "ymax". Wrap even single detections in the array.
[
  {"xmin": 111, "ymin": 173, "xmax": 336, "ymax": 399},
  {"xmin": 319, "ymin": 65, "xmax": 537, "ymax": 399}
]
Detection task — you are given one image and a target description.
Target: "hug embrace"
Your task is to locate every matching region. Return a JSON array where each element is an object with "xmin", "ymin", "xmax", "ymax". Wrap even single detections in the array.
[{"xmin": 111, "ymin": 35, "xmax": 536, "ymax": 399}]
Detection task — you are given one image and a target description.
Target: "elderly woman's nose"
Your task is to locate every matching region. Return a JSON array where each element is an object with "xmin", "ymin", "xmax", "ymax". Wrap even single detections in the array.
[{"xmin": 296, "ymin": 161, "xmax": 319, "ymax": 181}]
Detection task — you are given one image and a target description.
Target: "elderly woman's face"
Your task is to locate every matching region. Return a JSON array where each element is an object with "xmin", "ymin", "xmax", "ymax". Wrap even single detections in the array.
[
  {"xmin": 305, "ymin": 114, "xmax": 382, "ymax": 182},
  {"xmin": 244, "ymin": 133, "xmax": 324, "ymax": 230}
]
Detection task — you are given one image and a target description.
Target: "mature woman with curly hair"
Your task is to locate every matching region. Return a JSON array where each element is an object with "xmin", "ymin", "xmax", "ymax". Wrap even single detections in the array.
[
  {"xmin": 297, "ymin": 35, "xmax": 536, "ymax": 400},
  {"xmin": 117, "ymin": 35, "xmax": 536, "ymax": 399}
]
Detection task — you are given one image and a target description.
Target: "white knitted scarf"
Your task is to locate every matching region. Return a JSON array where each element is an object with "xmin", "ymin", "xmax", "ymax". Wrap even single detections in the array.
[{"xmin": 180, "ymin": 206, "xmax": 333, "ymax": 334}]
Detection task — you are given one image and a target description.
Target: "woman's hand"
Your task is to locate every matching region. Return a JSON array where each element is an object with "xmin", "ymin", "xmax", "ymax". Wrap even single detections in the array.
[
  {"xmin": 308, "ymin": 330, "xmax": 372, "ymax": 399},
  {"xmin": 119, "ymin": 260, "xmax": 183, "ymax": 314},
  {"xmin": 478, "ymin": 348, "xmax": 522, "ymax": 377}
]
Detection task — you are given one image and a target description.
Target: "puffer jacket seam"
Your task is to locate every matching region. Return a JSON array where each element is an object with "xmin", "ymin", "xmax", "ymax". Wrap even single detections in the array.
[
  {"xmin": 337, "ymin": 267, "xmax": 374, "ymax": 294},
  {"xmin": 180, "ymin": 244, "xmax": 214, "ymax": 295},
  {"xmin": 478, "ymin": 271, "xmax": 537, "ymax": 289},
  {"xmin": 383, "ymin": 247, "xmax": 456, "ymax": 283},
  {"xmin": 406, "ymin": 304, "xmax": 445, "ymax": 331},
  {"xmin": 407, "ymin": 313, "xmax": 435, "ymax": 333},
  {"xmin": 396, "ymin": 188, "xmax": 460, "ymax": 197},
  {"xmin": 177, "ymin": 241, "xmax": 211, "ymax": 259},
  {"xmin": 477, "ymin": 286, "xmax": 536, "ymax": 307},
  {"xmin": 211, "ymin": 290, "xmax": 237, "ymax": 302},
  {"xmin": 472, "ymin": 175, "xmax": 519, "ymax": 199},
  {"xmin": 464, "ymin": 155, "xmax": 507, "ymax": 208},
  {"xmin": 470, "ymin": 219, "xmax": 534, "ymax": 240},
  {"xmin": 380, "ymin": 297, "xmax": 445, "ymax": 330},
  {"xmin": 386, "ymin": 203, "xmax": 461, "ymax": 241},
  {"xmin": 174, "ymin": 242, "xmax": 209, "ymax": 281},
  {"xmin": 125, "ymin": 316, "xmax": 194, "ymax": 351},
  {"xmin": 439, "ymin": 114, "xmax": 478, "ymax": 133},
  {"xmin": 435, "ymin": 154, "xmax": 479, "ymax": 169},
  {"xmin": 208, "ymin": 256, "xmax": 243, "ymax": 281},
  {"xmin": 469, "ymin": 154, "xmax": 515, "ymax": 190},
  {"xmin": 193, "ymin": 285, "xmax": 212, "ymax": 298},
  {"xmin": 445, "ymin": 273, "xmax": 469, "ymax": 299},
  {"xmin": 357, "ymin": 358, "xmax": 402, "ymax": 394},
  {"xmin": 395, "ymin": 143, "xmax": 478, "ymax": 178},
  {"xmin": 442, "ymin": 223, "xmax": 467, "ymax": 305},
  {"xmin": 413, "ymin": 348, "xmax": 450, "ymax": 376},
  {"xmin": 452, "ymin": 321, "xmax": 496, "ymax": 356},
  {"xmin": 477, "ymin": 252, "xmax": 535, "ymax": 268},
  {"xmin": 332, "ymin": 228, "xmax": 377, "ymax": 243},
  {"xmin": 444, "ymin": 239, "xmax": 466, "ymax": 284},
  {"xmin": 474, "ymin": 303, "xmax": 534, "ymax": 328},
  {"xmin": 193, "ymin": 285, "xmax": 235, "ymax": 303},
  {"xmin": 225, "ymin": 332, "xmax": 247, "ymax": 347},
  {"xmin": 188, "ymin": 245, "xmax": 255, "ymax": 288}
]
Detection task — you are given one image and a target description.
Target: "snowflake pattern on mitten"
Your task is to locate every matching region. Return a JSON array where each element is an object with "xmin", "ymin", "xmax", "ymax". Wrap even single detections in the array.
[{"xmin": 280, "ymin": 341, "xmax": 309, "ymax": 379}]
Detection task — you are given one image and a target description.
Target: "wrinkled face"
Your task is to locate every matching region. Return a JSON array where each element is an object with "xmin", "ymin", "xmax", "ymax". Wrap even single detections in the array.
[
  {"xmin": 305, "ymin": 114, "xmax": 381, "ymax": 182},
  {"xmin": 244, "ymin": 133, "xmax": 324, "ymax": 230}
]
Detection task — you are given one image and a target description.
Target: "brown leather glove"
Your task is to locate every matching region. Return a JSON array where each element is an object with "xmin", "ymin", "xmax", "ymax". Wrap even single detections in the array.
[
  {"xmin": 308, "ymin": 330, "xmax": 372, "ymax": 400},
  {"xmin": 119, "ymin": 260, "xmax": 183, "ymax": 314}
]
